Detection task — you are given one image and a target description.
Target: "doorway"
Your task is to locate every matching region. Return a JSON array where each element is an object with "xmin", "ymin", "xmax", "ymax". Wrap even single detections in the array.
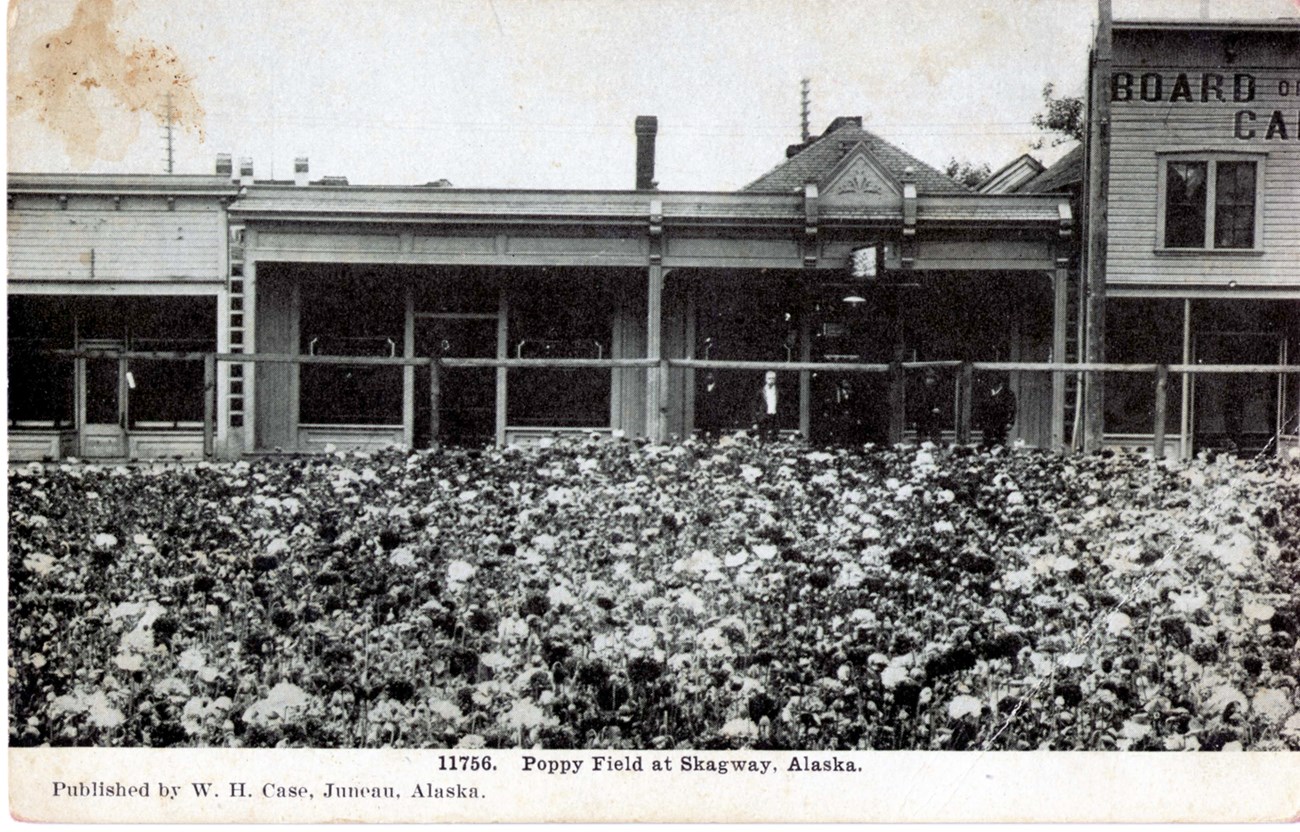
[
  {"xmin": 414, "ymin": 315, "xmax": 498, "ymax": 447},
  {"xmin": 79, "ymin": 339, "xmax": 128, "ymax": 458}
]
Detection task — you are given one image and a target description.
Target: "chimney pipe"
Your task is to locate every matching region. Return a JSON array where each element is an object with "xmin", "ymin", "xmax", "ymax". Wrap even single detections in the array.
[
  {"xmin": 239, "ymin": 158, "xmax": 254, "ymax": 187},
  {"xmin": 294, "ymin": 157, "xmax": 309, "ymax": 187},
  {"xmin": 635, "ymin": 116, "xmax": 658, "ymax": 190},
  {"xmin": 215, "ymin": 153, "xmax": 233, "ymax": 178}
]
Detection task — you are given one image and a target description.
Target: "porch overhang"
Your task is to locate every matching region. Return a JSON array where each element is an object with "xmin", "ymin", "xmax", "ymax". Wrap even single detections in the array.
[{"xmin": 229, "ymin": 186, "xmax": 1071, "ymax": 273}]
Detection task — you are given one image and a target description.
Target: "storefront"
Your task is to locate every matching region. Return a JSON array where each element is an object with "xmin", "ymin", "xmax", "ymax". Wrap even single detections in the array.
[
  {"xmin": 229, "ymin": 118, "xmax": 1071, "ymax": 454},
  {"xmin": 1093, "ymin": 20, "xmax": 1300, "ymax": 457},
  {"xmin": 6, "ymin": 174, "xmax": 235, "ymax": 461}
]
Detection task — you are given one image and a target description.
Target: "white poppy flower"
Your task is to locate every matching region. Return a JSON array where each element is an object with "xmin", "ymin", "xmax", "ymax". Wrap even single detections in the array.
[
  {"xmin": 947, "ymin": 695, "xmax": 983, "ymax": 720},
  {"xmin": 1106, "ymin": 612, "xmax": 1132, "ymax": 635},
  {"xmin": 1251, "ymin": 689, "xmax": 1294, "ymax": 724},
  {"xmin": 720, "ymin": 718, "xmax": 759, "ymax": 738},
  {"xmin": 1243, "ymin": 602, "xmax": 1275, "ymax": 621}
]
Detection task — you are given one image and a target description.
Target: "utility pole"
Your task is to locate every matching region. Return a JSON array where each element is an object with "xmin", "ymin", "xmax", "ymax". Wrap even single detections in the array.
[
  {"xmin": 800, "ymin": 78, "xmax": 811, "ymax": 142},
  {"xmin": 1083, "ymin": 0, "xmax": 1112, "ymax": 452},
  {"xmin": 162, "ymin": 90, "xmax": 175, "ymax": 174}
]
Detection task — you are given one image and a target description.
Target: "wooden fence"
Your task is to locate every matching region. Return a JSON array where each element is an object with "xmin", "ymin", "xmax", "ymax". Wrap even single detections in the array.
[{"xmin": 46, "ymin": 350, "xmax": 1300, "ymax": 460}]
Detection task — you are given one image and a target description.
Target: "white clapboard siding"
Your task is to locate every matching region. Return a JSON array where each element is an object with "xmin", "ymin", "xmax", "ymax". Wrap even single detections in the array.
[
  {"xmin": 1106, "ymin": 60, "xmax": 1300, "ymax": 287},
  {"xmin": 7, "ymin": 205, "xmax": 224, "ymax": 283}
]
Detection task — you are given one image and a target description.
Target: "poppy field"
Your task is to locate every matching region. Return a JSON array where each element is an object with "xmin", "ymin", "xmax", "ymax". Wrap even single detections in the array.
[{"xmin": 8, "ymin": 438, "xmax": 1300, "ymax": 751}]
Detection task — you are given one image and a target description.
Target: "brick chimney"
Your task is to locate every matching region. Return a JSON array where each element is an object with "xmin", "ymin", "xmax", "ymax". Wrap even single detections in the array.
[
  {"xmin": 635, "ymin": 116, "xmax": 658, "ymax": 190},
  {"xmin": 294, "ymin": 157, "xmax": 309, "ymax": 187},
  {"xmin": 215, "ymin": 153, "xmax": 233, "ymax": 178},
  {"xmin": 239, "ymin": 158, "xmax": 254, "ymax": 187}
]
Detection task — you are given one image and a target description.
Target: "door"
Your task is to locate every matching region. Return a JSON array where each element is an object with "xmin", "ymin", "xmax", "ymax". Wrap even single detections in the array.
[
  {"xmin": 1192, "ymin": 332, "xmax": 1284, "ymax": 457},
  {"xmin": 79, "ymin": 339, "xmax": 128, "ymax": 458},
  {"xmin": 414, "ymin": 316, "xmax": 498, "ymax": 447}
]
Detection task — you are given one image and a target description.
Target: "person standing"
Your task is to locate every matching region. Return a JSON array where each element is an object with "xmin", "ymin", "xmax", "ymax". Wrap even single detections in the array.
[
  {"xmin": 754, "ymin": 370, "xmax": 781, "ymax": 441},
  {"xmin": 913, "ymin": 367, "xmax": 944, "ymax": 445},
  {"xmin": 974, "ymin": 374, "xmax": 1017, "ymax": 448}
]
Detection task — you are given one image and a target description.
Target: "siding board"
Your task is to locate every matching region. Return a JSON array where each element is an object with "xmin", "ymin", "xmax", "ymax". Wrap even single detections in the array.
[{"xmin": 7, "ymin": 208, "xmax": 225, "ymax": 283}]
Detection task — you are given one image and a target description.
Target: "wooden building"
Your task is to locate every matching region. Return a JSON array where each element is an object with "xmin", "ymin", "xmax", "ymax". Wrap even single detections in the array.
[
  {"xmin": 1088, "ymin": 18, "xmax": 1300, "ymax": 457},
  {"xmin": 8, "ymin": 119, "xmax": 1074, "ymax": 460},
  {"xmin": 6, "ymin": 170, "xmax": 238, "ymax": 460}
]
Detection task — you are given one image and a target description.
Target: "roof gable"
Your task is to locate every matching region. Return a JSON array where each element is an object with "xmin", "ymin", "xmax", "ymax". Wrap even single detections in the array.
[
  {"xmin": 742, "ymin": 118, "xmax": 969, "ymax": 196},
  {"xmin": 818, "ymin": 142, "xmax": 902, "ymax": 210},
  {"xmin": 1017, "ymin": 144, "xmax": 1083, "ymax": 195},
  {"xmin": 978, "ymin": 154, "xmax": 1045, "ymax": 194}
]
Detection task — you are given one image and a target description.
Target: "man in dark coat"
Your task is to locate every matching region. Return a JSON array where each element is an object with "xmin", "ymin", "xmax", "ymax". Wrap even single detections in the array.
[
  {"xmin": 974, "ymin": 374, "xmax": 1017, "ymax": 448},
  {"xmin": 912, "ymin": 367, "xmax": 944, "ymax": 445}
]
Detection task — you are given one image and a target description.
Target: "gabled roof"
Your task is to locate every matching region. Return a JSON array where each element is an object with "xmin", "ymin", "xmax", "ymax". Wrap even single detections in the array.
[
  {"xmin": 978, "ymin": 154, "xmax": 1045, "ymax": 194},
  {"xmin": 1017, "ymin": 144, "xmax": 1083, "ymax": 195},
  {"xmin": 742, "ymin": 117, "xmax": 970, "ymax": 196}
]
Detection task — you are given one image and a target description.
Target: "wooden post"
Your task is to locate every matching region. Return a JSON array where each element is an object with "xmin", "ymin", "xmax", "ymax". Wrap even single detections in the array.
[
  {"xmin": 1153, "ymin": 364, "xmax": 1168, "ymax": 461},
  {"xmin": 889, "ymin": 360, "xmax": 905, "ymax": 445},
  {"xmin": 957, "ymin": 361, "xmax": 974, "ymax": 445},
  {"xmin": 287, "ymin": 274, "xmax": 301, "ymax": 453},
  {"xmin": 496, "ymin": 288, "xmax": 508, "ymax": 446},
  {"xmin": 645, "ymin": 265, "xmax": 664, "ymax": 441},
  {"xmin": 799, "ymin": 310, "xmax": 812, "ymax": 440},
  {"xmin": 402, "ymin": 284, "xmax": 415, "ymax": 448},
  {"xmin": 658, "ymin": 357, "xmax": 670, "ymax": 441},
  {"xmin": 683, "ymin": 286, "xmax": 697, "ymax": 437},
  {"xmin": 242, "ymin": 256, "xmax": 257, "ymax": 455},
  {"xmin": 1082, "ymin": 0, "xmax": 1113, "ymax": 453},
  {"xmin": 429, "ymin": 356, "xmax": 441, "ymax": 446},
  {"xmin": 203, "ymin": 352, "xmax": 216, "ymax": 459},
  {"xmin": 1180, "ymin": 298, "xmax": 1192, "ymax": 459},
  {"xmin": 119, "ymin": 354, "xmax": 129, "ymax": 432},
  {"xmin": 1051, "ymin": 266, "xmax": 1069, "ymax": 452},
  {"xmin": 75, "ymin": 355, "xmax": 87, "ymax": 458}
]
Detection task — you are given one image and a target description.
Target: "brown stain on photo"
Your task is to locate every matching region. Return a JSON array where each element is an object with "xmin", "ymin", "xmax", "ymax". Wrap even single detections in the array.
[{"xmin": 8, "ymin": 0, "xmax": 205, "ymax": 165}]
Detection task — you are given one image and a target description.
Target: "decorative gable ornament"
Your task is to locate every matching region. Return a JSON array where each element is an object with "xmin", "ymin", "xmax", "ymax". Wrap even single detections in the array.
[
  {"xmin": 819, "ymin": 144, "xmax": 903, "ymax": 210},
  {"xmin": 836, "ymin": 173, "xmax": 884, "ymax": 197}
]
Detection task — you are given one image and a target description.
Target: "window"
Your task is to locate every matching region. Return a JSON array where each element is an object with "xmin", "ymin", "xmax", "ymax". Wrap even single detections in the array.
[
  {"xmin": 126, "ymin": 297, "xmax": 217, "ymax": 426},
  {"xmin": 1159, "ymin": 155, "xmax": 1261, "ymax": 250},
  {"xmin": 1214, "ymin": 162, "xmax": 1256, "ymax": 249},
  {"xmin": 8, "ymin": 296, "xmax": 75, "ymax": 427}
]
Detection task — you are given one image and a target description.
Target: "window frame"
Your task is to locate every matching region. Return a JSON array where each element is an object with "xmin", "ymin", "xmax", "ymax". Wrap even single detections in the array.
[{"xmin": 1154, "ymin": 152, "xmax": 1266, "ymax": 254}]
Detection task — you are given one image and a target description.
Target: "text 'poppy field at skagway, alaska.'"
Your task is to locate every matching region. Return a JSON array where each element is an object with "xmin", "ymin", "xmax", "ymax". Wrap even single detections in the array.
[{"xmin": 8, "ymin": 436, "xmax": 1300, "ymax": 751}]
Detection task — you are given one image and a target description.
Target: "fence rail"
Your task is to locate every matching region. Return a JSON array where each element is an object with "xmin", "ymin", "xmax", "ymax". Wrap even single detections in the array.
[{"xmin": 28, "ymin": 350, "xmax": 1300, "ymax": 461}]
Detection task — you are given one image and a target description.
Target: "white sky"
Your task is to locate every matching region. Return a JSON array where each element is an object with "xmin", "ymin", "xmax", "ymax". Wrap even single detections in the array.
[{"xmin": 7, "ymin": 0, "xmax": 1298, "ymax": 190}]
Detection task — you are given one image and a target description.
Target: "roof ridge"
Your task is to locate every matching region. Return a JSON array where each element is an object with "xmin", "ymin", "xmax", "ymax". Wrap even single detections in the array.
[{"xmin": 741, "ymin": 120, "xmax": 972, "ymax": 195}]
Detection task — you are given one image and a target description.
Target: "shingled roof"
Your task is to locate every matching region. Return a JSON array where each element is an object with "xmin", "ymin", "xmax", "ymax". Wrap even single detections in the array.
[
  {"xmin": 1017, "ymin": 144, "xmax": 1083, "ymax": 195},
  {"xmin": 742, "ymin": 116, "xmax": 971, "ymax": 195}
]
